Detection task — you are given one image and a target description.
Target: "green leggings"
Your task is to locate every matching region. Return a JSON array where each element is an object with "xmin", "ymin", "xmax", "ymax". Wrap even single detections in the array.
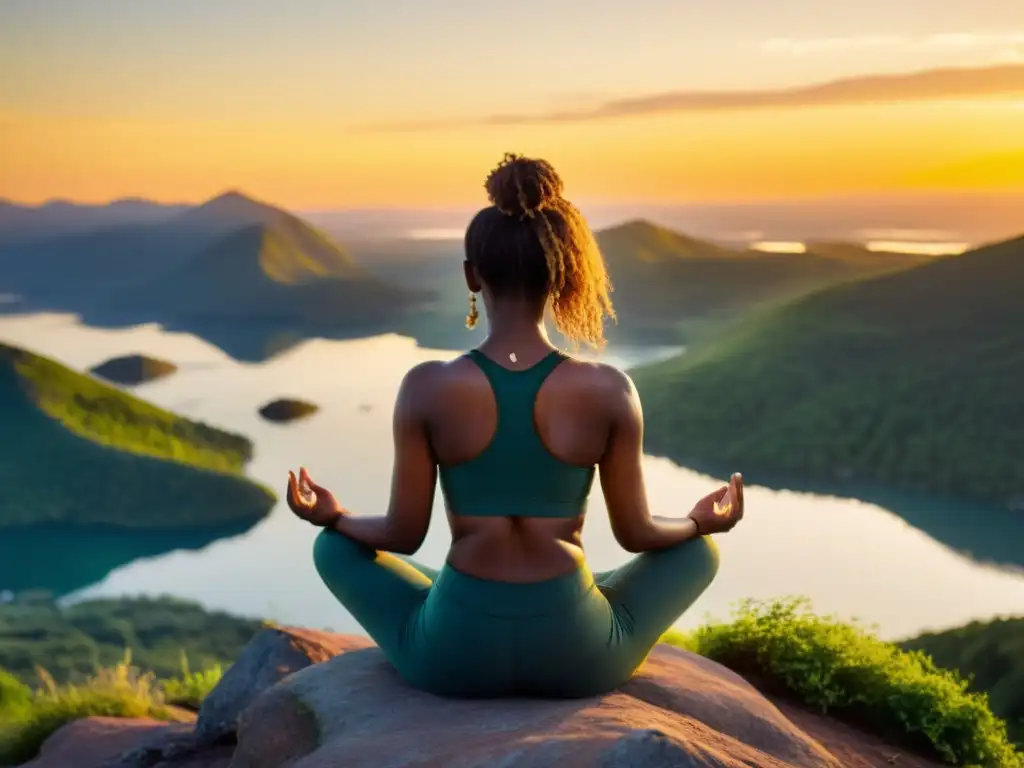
[{"xmin": 312, "ymin": 529, "xmax": 719, "ymax": 698}]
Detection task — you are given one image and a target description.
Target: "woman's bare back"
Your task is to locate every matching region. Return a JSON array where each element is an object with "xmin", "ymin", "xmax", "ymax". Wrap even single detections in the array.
[{"xmin": 416, "ymin": 350, "xmax": 623, "ymax": 582}]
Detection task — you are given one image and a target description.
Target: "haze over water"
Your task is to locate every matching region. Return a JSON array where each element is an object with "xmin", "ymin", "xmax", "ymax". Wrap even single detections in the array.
[{"xmin": 0, "ymin": 312, "xmax": 1020, "ymax": 641}]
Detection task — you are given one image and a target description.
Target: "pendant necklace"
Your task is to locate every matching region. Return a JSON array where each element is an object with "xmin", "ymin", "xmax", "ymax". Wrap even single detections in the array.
[{"xmin": 509, "ymin": 353, "xmax": 518, "ymax": 363}]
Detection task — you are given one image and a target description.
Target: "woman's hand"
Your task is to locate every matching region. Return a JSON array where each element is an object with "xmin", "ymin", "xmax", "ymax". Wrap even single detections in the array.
[
  {"xmin": 688, "ymin": 472, "xmax": 744, "ymax": 535},
  {"xmin": 286, "ymin": 467, "xmax": 343, "ymax": 528}
]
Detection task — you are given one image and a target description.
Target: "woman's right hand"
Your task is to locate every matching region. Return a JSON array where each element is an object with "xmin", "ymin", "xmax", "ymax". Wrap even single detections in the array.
[
  {"xmin": 286, "ymin": 467, "xmax": 343, "ymax": 528},
  {"xmin": 688, "ymin": 473, "xmax": 744, "ymax": 535}
]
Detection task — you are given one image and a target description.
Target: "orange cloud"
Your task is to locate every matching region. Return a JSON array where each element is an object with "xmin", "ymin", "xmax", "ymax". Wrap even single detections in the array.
[{"xmin": 358, "ymin": 64, "xmax": 1024, "ymax": 133}]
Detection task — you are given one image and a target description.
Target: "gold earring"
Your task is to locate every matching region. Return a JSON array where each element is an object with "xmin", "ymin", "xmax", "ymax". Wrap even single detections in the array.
[{"xmin": 465, "ymin": 292, "xmax": 479, "ymax": 330}]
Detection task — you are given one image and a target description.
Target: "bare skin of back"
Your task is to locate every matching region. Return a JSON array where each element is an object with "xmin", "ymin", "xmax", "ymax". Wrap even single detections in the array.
[
  {"xmin": 418, "ymin": 349, "xmax": 623, "ymax": 582},
  {"xmin": 287, "ymin": 341, "xmax": 743, "ymax": 583}
]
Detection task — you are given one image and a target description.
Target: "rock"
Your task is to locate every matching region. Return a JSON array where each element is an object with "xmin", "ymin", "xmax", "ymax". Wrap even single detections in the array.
[
  {"xmin": 230, "ymin": 639, "xmax": 842, "ymax": 768},
  {"xmin": 90, "ymin": 355, "xmax": 178, "ymax": 386},
  {"xmin": 28, "ymin": 629, "xmax": 947, "ymax": 768},
  {"xmin": 22, "ymin": 717, "xmax": 233, "ymax": 768},
  {"xmin": 256, "ymin": 398, "xmax": 319, "ymax": 423},
  {"xmin": 193, "ymin": 627, "xmax": 372, "ymax": 745}
]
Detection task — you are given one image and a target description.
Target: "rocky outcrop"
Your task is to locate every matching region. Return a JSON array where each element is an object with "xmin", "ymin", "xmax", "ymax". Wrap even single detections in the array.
[
  {"xmin": 194, "ymin": 628, "xmax": 371, "ymax": 745},
  {"xmin": 27, "ymin": 627, "xmax": 945, "ymax": 768},
  {"xmin": 230, "ymin": 641, "xmax": 841, "ymax": 768},
  {"xmin": 256, "ymin": 398, "xmax": 319, "ymax": 424},
  {"xmin": 23, "ymin": 716, "xmax": 232, "ymax": 768}
]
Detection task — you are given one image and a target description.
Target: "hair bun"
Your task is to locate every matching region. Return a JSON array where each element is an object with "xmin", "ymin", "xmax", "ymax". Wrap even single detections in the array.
[{"xmin": 485, "ymin": 153, "xmax": 565, "ymax": 217}]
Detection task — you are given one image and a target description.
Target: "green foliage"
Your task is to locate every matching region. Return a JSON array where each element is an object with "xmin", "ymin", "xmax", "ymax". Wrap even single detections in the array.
[
  {"xmin": 9, "ymin": 343, "xmax": 251, "ymax": 472},
  {"xmin": 160, "ymin": 664, "xmax": 223, "ymax": 711},
  {"xmin": 0, "ymin": 596, "xmax": 263, "ymax": 686},
  {"xmin": 160, "ymin": 651, "xmax": 223, "ymax": 710},
  {"xmin": 0, "ymin": 668, "xmax": 31, "ymax": 712},
  {"xmin": 633, "ymin": 235, "xmax": 1024, "ymax": 508},
  {"xmin": 0, "ymin": 657, "xmax": 196, "ymax": 766},
  {"xmin": 901, "ymin": 617, "xmax": 1024, "ymax": 749},
  {"xmin": 0, "ymin": 341, "xmax": 276, "ymax": 529},
  {"xmin": 663, "ymin": 598, "xmax": 1022, "ymax": 767}
]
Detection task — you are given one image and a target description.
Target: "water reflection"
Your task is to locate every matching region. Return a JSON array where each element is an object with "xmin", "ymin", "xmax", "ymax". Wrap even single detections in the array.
[
  {"xmin": 0, "ymin": 520, "xmax": 262, "ymax": 597},
  {"xmin": 655, "ymin": 456, "xmax": 1024, "ymax": 573},
  {"xmin": 0, "ymin": 313, "xmax": 1020, "ymax": 639}
]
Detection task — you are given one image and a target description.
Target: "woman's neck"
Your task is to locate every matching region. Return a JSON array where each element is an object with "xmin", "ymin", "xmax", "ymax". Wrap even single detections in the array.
[{"xmin": 480, "ymin": 309, "xmax": 554, "ymax": 363}]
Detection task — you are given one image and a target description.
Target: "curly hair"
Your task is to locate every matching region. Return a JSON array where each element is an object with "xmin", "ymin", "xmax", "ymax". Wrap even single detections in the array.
[{"xmin": 464, "ymin": 153, "xmax": 616, "ymax": 349}]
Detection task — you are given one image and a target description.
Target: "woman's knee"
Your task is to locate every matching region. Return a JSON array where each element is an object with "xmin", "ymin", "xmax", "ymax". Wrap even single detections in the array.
[
  {"xmin": 666, "ymin": 534, "xmax": 720, "ymax": 587},
  {"xmin": 693, "ymin": 535, "xmax": 721, "ymax": 584},
  {"xmin": 312, "ymin": 527, "xmax": 371, "ymax": 583}
]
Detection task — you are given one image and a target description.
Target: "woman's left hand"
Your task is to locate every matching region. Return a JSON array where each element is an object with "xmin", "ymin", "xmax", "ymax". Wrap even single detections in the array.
[{"xmin": 286, "ymin": 467, "xmax": 343, "ymax": 527}]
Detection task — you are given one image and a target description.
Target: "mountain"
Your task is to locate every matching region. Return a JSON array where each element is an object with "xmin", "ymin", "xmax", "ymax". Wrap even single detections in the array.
[
  {"xmin": 172, "ymin": 189, "xmax": 288, "ymax": 232},
  {"xmin": 0, "ymin": 190, "xmax": 340, "ymax": 301},
  {"xmin": 592, "ymin": 219, "xmax": 928, "ymax": 344},
  {"xmin": 631, "ymin": 233, "xmax": 1024, "ymax": 511},
  {"xmin": 597, "ymin": 219, "xmax": 744, "ymax": 262},
  {"xmin": 0, "ymin": 197, "xmax": 187, "ymax": 246},
  {"xmin": 123, "ymin": 214, "xmax": 419, "ymax": 327},
  {"xmin": 0, "ymin": 192, "xmax": 426, "ymax": 356},
  {"xmin": 0, "ymin": 340, "xmax": 276, "ymax": 529},
  {"xmin": 342, "ymin": 219, "xmax": 930, "ymax": 350}
]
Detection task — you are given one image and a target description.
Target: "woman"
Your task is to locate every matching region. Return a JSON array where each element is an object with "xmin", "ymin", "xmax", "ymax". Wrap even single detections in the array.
[{"xmin": 286, "ymin": 153, "xmax": 744, "ymax": 698}]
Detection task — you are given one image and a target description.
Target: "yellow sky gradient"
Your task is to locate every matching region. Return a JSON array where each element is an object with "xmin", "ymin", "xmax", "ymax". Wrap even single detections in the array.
[
  {"xmin": 4, "ymin": 97, "xmax": 1022, "ymax": 208},
  {"xmin": 4, "ymin": 2, "xmax": 1024, "ymax": 207}
]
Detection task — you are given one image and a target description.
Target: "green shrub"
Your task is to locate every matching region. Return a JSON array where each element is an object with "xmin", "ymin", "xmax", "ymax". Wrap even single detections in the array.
[
  {"xmin": 0, "ymin": 649, "xmax": 226, "ymax": 766},
  {"xmin": 159, "ymin": 652, "xmax": 223, "ymax": 710},
  {"xmin": 0, "ymin": 659, "xmax": 173, "ymax": 766},
  {"xmin": 0, "ymin": 668, "xmax": 32, "ymax": 716},
  {"xmin": 663, "ymin": 598, "xmax": 1022, "ymax": 767},
  {"xmin": 900, "ymin": 617, "xmax": 1024, "ymax": 749}
]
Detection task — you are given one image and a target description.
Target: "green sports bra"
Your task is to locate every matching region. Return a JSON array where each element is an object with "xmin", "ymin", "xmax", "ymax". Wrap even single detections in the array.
[{"xmin": 438, "ymin": 349, "xmax": 596, "ymax": 518}]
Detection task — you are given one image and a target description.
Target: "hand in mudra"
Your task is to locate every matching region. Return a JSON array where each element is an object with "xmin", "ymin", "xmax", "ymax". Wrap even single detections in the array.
[
  {"xmin": 689, "ymin": 473, "xmax": 744, "ymax": 535},
  {"xmin": 286, "ymin": 467, "xmax": 342, "ymax": 527}
]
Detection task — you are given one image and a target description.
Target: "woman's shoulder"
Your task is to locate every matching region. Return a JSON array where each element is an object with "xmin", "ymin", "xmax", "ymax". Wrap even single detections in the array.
[
  {"xmin": 560, "ymin": 356, "xmax": 635, "ymax": 393},
  {"xmin": 551, "ymin": 357, "xmax": 639, "ymax": 416},
  {"xmin": 398, "ymin": 356, "xmax": 480, "ymax": 396}
]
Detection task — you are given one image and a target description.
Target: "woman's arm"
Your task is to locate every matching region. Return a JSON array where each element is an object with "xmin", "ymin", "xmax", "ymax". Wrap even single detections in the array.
[
  {"xmin": 599, "ymin": 369, "xmax": 744, "ymax": 551},
  {"xmin": 332, "ymin": 362, "xmax": 438, "ymax": 554},
  {"xmin": 598, "ymin": 369, "xmax": 702, "ymax": 553}
]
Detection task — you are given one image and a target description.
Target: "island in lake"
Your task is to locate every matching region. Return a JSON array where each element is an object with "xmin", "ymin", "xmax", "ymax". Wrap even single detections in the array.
[
  {"xmin": 0, "ymin": 340, "xmax": 277, "ymax": 593},
  {"xmin": 90, "ymin": 353, "xmax": 178, "ymax": 386},
  {"xmin": 258, "ymin": 398, "xmax": 320, "ymax": 423},
  {"xmin": 0, "ymin": 339, "xmax": 275, "ymax": 529}
]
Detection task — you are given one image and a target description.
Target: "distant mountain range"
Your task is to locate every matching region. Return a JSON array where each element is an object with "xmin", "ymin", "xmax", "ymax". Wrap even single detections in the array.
[
  {"xmin": 632, "ymin": 231, "xmax": 1024, "ymax": 562},
  {"xmin": 0, "ymin": 191, "xmax": 944, "ymax": 358},
  {"xmin": 592, "ymin": 220, "xmax": 930, "ymax": 343},
  {"xmin": 0, "ymin": 191, "xmax": 426, "ymax": 358},
  {"xmin": 0, "ymin": 197, "xmax": 187, "ymax": 245}
]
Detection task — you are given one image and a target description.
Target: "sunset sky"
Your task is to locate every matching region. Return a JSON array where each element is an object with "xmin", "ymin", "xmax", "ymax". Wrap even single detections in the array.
[{"xmin": 2, "ymin": 0, "xmax": 1024, "ymax": 208}]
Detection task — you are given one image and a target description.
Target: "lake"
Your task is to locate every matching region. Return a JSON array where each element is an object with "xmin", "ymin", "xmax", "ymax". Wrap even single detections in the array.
[{"xmin": 0, "ymin": 312, "xmax": 1022, "ymax": 641}]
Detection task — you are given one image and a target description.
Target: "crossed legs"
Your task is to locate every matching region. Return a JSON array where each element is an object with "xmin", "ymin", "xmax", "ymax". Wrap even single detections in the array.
[{"xmin": 312, "ymin": 529, "xmax": 719, "ymax": 696}]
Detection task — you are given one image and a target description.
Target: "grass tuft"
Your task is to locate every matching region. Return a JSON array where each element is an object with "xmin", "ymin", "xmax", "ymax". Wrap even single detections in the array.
[{"xmin": 662, "ymin": 597, "xmax": 1022, "ymax": 767}]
